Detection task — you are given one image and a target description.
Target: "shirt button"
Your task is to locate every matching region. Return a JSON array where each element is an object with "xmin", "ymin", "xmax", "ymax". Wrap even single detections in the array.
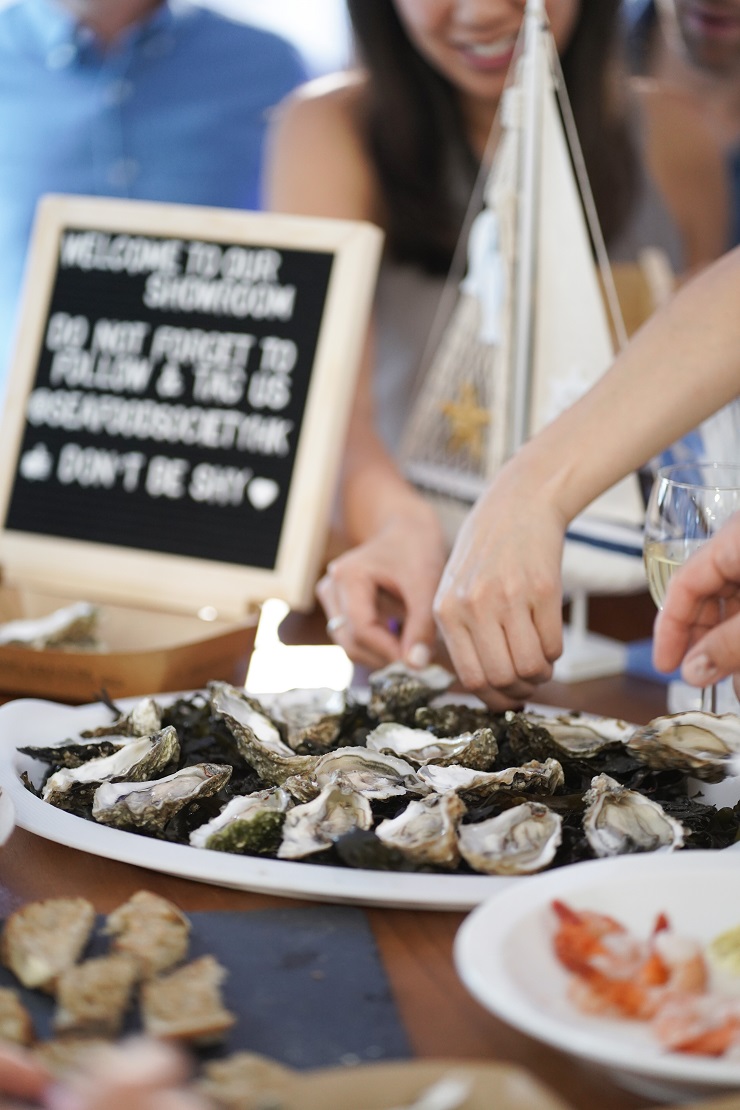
[
  {"xmin": 108, "ymin": 158, "xmax": 140, "ymax": 187},
  {"xmin": 46, "ymin": 42, "xmax": 77, "ymax": 69},
  {"xmin": 104, "ymin": 79, "xmax": 134, "ymax": 106}
]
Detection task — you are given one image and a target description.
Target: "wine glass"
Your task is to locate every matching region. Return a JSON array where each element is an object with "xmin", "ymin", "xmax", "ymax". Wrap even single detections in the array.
[{"xmin": 643, "ymin": 462, "xmax": 740, "ymax": 713}]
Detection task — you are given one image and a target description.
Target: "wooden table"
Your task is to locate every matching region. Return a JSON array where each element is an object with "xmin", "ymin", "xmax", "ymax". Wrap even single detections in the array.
[{"xmin": 0, "ymin": 608, "xmax": 672, "ymax": 1110}]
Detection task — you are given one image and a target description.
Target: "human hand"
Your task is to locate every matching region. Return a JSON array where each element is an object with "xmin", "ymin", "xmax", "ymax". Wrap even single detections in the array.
[
  {"xmin": 653, "ymin": 512, "xmax": 740, "ymax": 698},
  {"xmin": 433, "ymin": 473, "xmax": 567, "ymax": 708},
  {"xmin": 0, "ymin": 1043, "xmax": 51, "ymax": 1107},
  {"xmin": 43, "ymin": 1038, "xmax": 206, "ymax": 1110},
  {"xmin": 317, "ymin": 515, "xmax": 448, "ymax": 670}
]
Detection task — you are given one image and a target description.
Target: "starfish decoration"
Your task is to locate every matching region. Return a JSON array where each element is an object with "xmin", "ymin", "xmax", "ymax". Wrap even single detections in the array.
[{"xmin": 439, "ymin": 381, "xmax": 490, "ymax": 462}]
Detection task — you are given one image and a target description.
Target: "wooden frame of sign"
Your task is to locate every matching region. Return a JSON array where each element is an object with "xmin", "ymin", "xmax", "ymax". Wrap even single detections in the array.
[{"xmin": 0, "ymin": 195, "xmax": 383, "ymax": 619}]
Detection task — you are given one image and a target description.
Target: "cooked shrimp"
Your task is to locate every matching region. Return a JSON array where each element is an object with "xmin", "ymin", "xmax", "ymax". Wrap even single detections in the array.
[
  {"xmin": 652, "ymin": 994, "xmax": 740, "ymax": 1055},
  {"xmin": 552, "ymin": 901, "xmax": 708, "ymax": 1021},
  {"xmin": 551, "ymin": 900, "xmax": 638, "ymax": 977}
]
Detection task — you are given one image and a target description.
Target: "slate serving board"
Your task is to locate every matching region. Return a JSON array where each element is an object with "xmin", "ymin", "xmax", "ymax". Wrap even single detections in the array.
[{"xmin": 0, "ymin": 905, "xmax": 412, "ymax": 1069}]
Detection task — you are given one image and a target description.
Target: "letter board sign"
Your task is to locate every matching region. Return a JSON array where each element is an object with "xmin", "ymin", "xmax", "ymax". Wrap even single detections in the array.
[{"xmin": 0, "ymin": 196, "xmax": 382, "ymax": 618}]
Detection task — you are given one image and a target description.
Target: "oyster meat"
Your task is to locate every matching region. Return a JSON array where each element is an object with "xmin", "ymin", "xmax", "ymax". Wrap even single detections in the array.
[
  {"xmin": 376, "ymin": 792, "xmax": 466, "ymax": 868},
  {"xmin": 278, "ymin": 778, "xmax": 373, "ymax": 860},
  {"xmin": 582, "ymin": 773, "xmax": 686, "ymax": 857},
  {"xmin": 627, "ymin": 711, "xmax": 740, "ymax": 783},
  {"xmin": 285, "ymin": 746, "xmax": 421, "ymax": 804},
  {"xmin": 366, "ymin": 723, "xmax": 498, "ymax": 769},
  {"xmin": 524, "ymin": 712, "xmax": 634, "ymax": 758},
  {"xmin": 189, "ymin": 787, "xmax": 291, "ymax": 854},
  {"xmin": 458, "ymin": 802, "xmax": 563, "ymax": 875},
  {"xmin": 417, "ymin": 758, "xmax": 564, "ymax": 801},
  {"xmin": 92, "ymin": 763, "xmax": 231, "ymax": 832},
  {"xmin": 262, "ymin": 687, "xmax": 347, "ymax": 752}
]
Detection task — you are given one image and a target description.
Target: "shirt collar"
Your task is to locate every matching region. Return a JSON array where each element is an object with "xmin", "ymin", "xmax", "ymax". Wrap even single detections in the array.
[{"xmin": 21, "ymin": 0, "xmax": 185, "ymax": 59}]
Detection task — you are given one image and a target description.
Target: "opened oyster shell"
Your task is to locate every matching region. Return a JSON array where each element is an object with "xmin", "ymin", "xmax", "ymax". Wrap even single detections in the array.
[
  {"xmin": 209, "ymin": 682, "xmax": 318, "ymax": 785},
  {"xmin": 457, "ymin": 802, "xmax": 563, "ymax": 875},
  {"xmin": 189, "ymin": 787, "xmax": 291, "ymax": 853},
  {"xmin": 367, "ymin": 662, "xmax": 454, "ymax": 722},
  {"xmin": 261, "ymin": 688, "xmax": 347, "ymax": 752},
  {"xmin": 417, "ymin": 758, "xmax": 564, "ymax": 802},
  {"xmin": 92, "ymin": 763, "xmax": 231, "ymax": 831},
  {"xmin": 0, "ymin": 601, "xmax": 99, "ymax": 650},
  {"xmin": 521, "ymin": 712, "xmax": 634, "ymax": 759},
  {"xmin": 42, "ymin": 727, "xmax": 179, "ymax": 810},
  {"xmin": 28, "ymin": 697, "xmax": 166, "ymax": 767},
  {"xmin": 627, "ymin": 710, "xmax": 740, "ymax": 783},
  {"xmin": 376, "ymin": 792, "xmax": 466, "ymax": 868},
  {"xmin": 366, "ymin": 723, "xmax": 498, "ymax": 770},
  {"xmin": 285, "ymin": 746, "xmax": 422, "ymax": 805},
  {"xmin": 582, "ymin": 773, "xmax": 685, "ymax": 857},
  {"xmin": 81, "ymin": 697, "xmax": 163, "ymax": 740},
  {"xmin": 277, "ymin": 778, "xmax": 373, "ymax": 860}
]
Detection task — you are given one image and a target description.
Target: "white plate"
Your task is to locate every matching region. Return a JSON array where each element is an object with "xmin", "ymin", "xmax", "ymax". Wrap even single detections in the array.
[
  {"xmin": 0, "ymin": 694, "xmax": 517, "ymax": 910},
  {"xmin": 454, "ymin": 852, "xmax": 740, "ymax": 1103}
]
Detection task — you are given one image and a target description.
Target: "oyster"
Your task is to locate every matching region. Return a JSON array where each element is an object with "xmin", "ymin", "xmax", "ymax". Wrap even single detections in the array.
[
  {"xmin": 277, "ymin": 778, "xmax": 373, "ymax": 860},
  {"xmin": 457, "ymin": 802, "xmax": 563, "ymax": 875},
  {"xmin": 19, "ymin": 735, "xmax": 131, "ymax": 770},
  {"xmin": 80, "ymin": 697, "xmax": 163, "ymax": 740},
  {"xmin": 22, "ymin": 696, "xmax": 165, "ymax": 768},
  {"xmin": 414, "ymin": 702, "xmax": 495, "ymax": 737},
  {"xmin": 0, "ymin": 601, "xmax": 99, "ymax": 650},
  {"xmin": 189, "ymin": 787, "xmax": 291, "ymax": 853},
  {"xmin": 365, "ymin": 723, "xmax": 498, "ymax": 770},
  {"xmin": 523, "ymin": 712, "xmax": 634, "ymax": 758},
  {"xmin": 417, "ymin": 758, "xmax": 565, "ymax": 802},
  {"xmin": 627, "ymin": 711, "xmax": 740, "ymax": 783},
  {"xmin": 209, "ymin": 682, "xmax": 318, "ymax": 785},
  {"xmin": 367, "ymin": 661, "xmax": 454, "ymax": 722},
  {"xmin": 285, "ymin": 746, "xmax": 421, "ymax": 804},
  {"xmin": 42, "ymin": 727, "xmax": 180, "ymax": 809},
  {"xmin": 582, "ymin": 773, "xmax": 685, "ymax": 857},
  {"xmin": 262, "ymin": 688, "xmax": 347, "ymax": 752},
  {"xmin": 376, "ymin": 792, "xmax": 466, "ymax": 868},
  {"xmin": 92, "ymin": 763, "xmax": 231, "ymax": 832}
]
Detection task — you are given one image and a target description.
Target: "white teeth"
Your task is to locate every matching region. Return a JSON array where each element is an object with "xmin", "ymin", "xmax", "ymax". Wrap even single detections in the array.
[{"xmin": 465, "ymin": 36, "xmax": 516, "ymax": 59}]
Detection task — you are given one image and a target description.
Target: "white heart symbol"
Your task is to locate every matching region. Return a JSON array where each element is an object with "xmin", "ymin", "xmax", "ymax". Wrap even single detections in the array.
[{"xmin": 247, "ymin": 477, "xmax": 280, "ymax": 510}]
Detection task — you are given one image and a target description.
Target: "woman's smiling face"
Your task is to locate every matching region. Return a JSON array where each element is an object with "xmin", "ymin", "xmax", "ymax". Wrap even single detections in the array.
[{"xmin": 392, "ymin": 0, "xmax": 580, "ymax": 110}]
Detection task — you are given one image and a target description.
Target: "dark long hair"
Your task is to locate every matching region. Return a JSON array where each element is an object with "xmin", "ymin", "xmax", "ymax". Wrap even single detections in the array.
[{"xmin": 346, "ymin": 0, "xmax": 638, "ymax": 273}]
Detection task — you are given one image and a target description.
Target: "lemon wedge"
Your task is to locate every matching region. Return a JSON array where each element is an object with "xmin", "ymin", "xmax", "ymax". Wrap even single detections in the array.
[{"xmin": 708, "ymin": 925, "xmax": 740, "ymax": 980}]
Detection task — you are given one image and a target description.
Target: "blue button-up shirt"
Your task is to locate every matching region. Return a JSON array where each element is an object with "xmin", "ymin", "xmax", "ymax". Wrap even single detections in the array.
[{"xmin": 0, "ymin": 0, "xmax": 308, "ymax": 386}]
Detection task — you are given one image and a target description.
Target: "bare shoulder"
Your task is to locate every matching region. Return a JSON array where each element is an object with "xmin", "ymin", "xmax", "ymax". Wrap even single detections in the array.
[{"xmin": 265, "ymin": 71, "xmax": 379, "ymax": 221}]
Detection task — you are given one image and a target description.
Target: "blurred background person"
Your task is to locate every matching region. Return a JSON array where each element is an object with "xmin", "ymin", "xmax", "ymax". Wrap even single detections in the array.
[
  {"xmin": 0, "ymin": 0, "xmax": 309, "ymax": 395},
  {"xmin": 627, "ymin": 0, "xmax": 740, "ymax": 248},
  {"xmin": 266, "ymin": 0, "xmax": 729, "ymax": 671}
]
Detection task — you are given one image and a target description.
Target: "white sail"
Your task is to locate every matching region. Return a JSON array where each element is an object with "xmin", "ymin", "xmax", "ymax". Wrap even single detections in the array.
[{"xmin": 400, "ymin": 0, "xmax": 648, "ymax": 598}]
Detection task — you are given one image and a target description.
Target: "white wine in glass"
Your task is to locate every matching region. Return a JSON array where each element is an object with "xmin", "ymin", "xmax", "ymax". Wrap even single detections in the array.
[
  {"xmin": 643, "ymin": 463, "xmax": 740, "ymax": 713},
  {"xmin": 644, "ymin": 538, "xmax": 705, "ymax": 610}
]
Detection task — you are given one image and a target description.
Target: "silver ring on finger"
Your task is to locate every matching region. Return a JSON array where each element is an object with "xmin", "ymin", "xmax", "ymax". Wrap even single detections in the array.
[{"xmin": 326, "ymin": 614, "xmax": 348, "ymax": 634}]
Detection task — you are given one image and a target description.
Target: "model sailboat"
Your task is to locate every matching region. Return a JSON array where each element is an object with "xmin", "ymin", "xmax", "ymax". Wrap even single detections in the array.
[{"xmin": 400, "ymin": 0, "xmax": 657, "ymax": 678}]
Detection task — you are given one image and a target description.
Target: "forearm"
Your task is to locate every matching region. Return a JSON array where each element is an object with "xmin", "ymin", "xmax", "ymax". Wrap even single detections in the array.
[{"xmin": 502, "ymin": 247, "xmax": 740, "ymax": 525}]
